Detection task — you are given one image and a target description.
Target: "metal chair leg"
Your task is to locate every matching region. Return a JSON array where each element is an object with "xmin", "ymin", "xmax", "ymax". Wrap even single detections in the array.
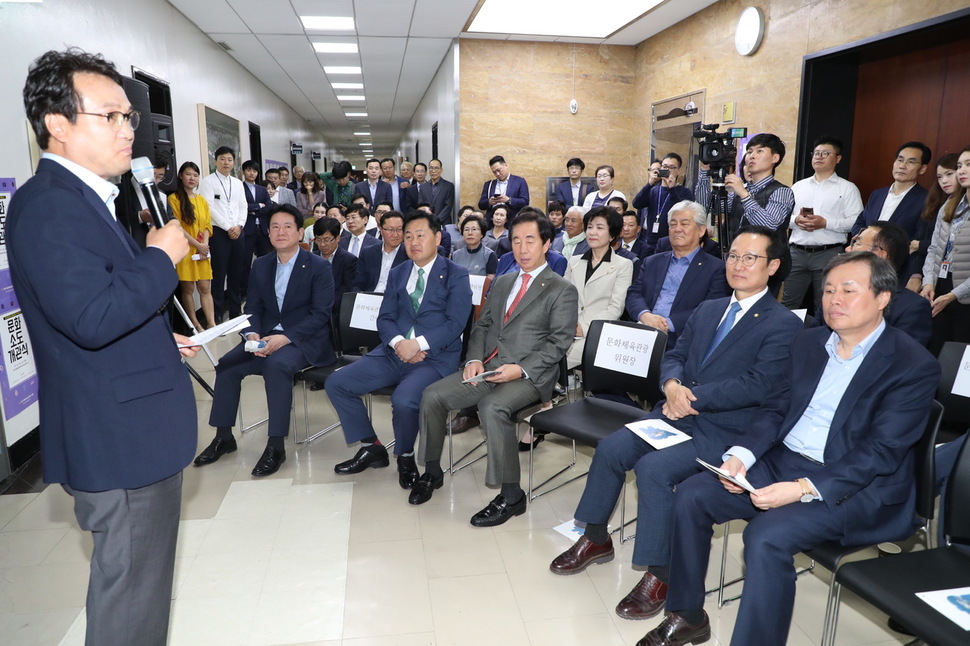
[{"xmin": 296, "ymin": 380, "xmax": 340, "ymax": 445}]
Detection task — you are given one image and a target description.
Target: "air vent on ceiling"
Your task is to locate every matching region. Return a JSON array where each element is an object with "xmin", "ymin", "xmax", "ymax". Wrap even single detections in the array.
[{"xmin": 216, "ymin": 41, "xmax": 233, "ymax": 52}]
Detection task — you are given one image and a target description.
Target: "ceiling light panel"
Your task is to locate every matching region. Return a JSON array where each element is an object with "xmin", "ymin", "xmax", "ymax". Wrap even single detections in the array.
[
  {"xmin": 337, "ymin": 95, "xmax": 367, "ymax": 101},
  {"xmin": 301, "ymin": 16, "xmax": 355, "ymax": 31},
  {"xmin": 324, "ymin": 66, "xmax": 362, "ymax": 74},
  {"xmin": 331, "ymin": 82, "xmax": 364, "ymax": 89},
  {"xmin": 313, "ymin": 42, "xmax": 359, "ymax": 53},
  {"xmin": 468, "ymin": 0, "xmax": 663, "ymax": 39}
]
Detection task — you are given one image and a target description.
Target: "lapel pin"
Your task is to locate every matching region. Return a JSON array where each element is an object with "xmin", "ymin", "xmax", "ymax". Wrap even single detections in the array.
[
  {"xmin": 541, "ymin": 282, "xmax": 545, "ymax": 287},
  {"xmin": 753, "ymin": 313, "xmax": 760, "ymax": 318},
  {"xmin": 439, "ymin": 274, "xmax": 443, "ymax": 279}
]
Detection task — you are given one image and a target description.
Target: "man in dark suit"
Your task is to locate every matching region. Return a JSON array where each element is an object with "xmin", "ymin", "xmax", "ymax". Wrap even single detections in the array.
[
  {"xmin": 549, "ymin": 227, "xmax": 802, "ymax": 621},
  {"xmin": 851, "ymin": 142, "xmax": 931, "ymax": 238},
  {"xmin": 552, "ymin": 157, "xmax": 593, "ymax": 208},
  {"xmin": 420, "ymin": 158, "xmax": 456, "ymax": 225},
  {"xmin": 286, "ymin": 165, "xmax": 305, "ymax": 192},
  {"xmin": 619, "ymin": 210, "xmax": 650, "ymax": 260},
  {"xmin": 626, "ymin": 201, "xmax": 729, "ymax": 348},
  {"xmin": 355, "ymin": 158, "xmax": 393, "ymax": 212},
  {"xmin": 195, "ymin": 204, "xmax": 335, "ymax": 477},
  {"xmin": 636, "ymin": 252, "xmax": 939, "ymax": 646},
  {"xmin": 339, "ymin": 204, "xmax": 381, "ymax": 257},
  {"xmin": 842, "ymin": 221, "xmax": 932, "ymax": 346},
  {"xmin": 403, "ymin": 162, "xmax": 427, "ymax": 213},
  {"xmin": 8, "ymin": 49, "xmax": 198, "ymax": 646},
  {"xmin": 479, "ymin": 154, "xmax": 530, "ymax": 219},
  {"xmin": 411, "ymin": 211, "xmax": 578, "ymax": 526},
  {"xmin": 312, "ymin": 217, "xmax": 357, "ymax": 315},
  {"xmin": 354, "ymin": 210, "xmax": 408, "ymax": 292},
  {"xmin": 241, "ymin": 159, "xmax": 271, "ymax": 297},
  {"xmin": 328, "ymin": 211, "xmax": 472, "ymax": 487}
]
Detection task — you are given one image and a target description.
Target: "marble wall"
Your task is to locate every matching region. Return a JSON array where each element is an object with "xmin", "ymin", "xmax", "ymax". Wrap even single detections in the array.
[{"xmin": 457, "ymin": 0, "xmax": 967, "ymax": 209}]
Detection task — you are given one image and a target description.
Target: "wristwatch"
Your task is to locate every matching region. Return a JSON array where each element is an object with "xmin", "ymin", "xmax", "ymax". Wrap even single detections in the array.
[{"xmin": 796, "ymin": 478, "xmax": 815, "ymax": 503}]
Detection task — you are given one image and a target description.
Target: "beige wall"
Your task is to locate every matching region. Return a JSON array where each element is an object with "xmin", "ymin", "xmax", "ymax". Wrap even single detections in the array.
[
  {"xmin": 458, "ymin": 39, "xmax": 639, "ymax": 209},
  {"xmin": 457, "ymin": 0, "xmax": 967, "ymax": 210}
]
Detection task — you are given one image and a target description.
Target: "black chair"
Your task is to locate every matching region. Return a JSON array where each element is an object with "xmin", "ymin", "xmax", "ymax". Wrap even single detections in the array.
[
  {"xmin": 294, "ymin": 291, "xmax": 392, "ymax": 444},
  {"xmin": 525, "ymin": 319, "xmax": 668, "ymax": 539},
  {"xmin": 830, "ymin": 415, "xmax": 970, "ymax": 646},
  {"xmin": 937, "ymin": 341, "xmax": 970, "ymax": 440}
]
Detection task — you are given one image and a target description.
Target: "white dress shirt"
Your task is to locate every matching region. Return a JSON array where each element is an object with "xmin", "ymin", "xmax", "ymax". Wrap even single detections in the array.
[
  {"xmin": 199, "ymin": 171, "xmax": 247, "ymax": 231},
  {"xmin": 789, "ymin": 173, "xmax": 864, "ymax": 245}
]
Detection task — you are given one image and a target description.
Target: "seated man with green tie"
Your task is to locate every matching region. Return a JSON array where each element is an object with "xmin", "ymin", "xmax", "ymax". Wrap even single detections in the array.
[{"xmin": 327, "ymin": 211, "xmax": 472, "ymax": 489}]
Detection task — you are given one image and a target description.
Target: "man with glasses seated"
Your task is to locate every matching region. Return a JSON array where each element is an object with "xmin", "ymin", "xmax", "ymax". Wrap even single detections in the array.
[
  {"xmin": 549, "ymin": 228, "xmax": 801, "ymax": 624},
  {"xmin": 312, "ymin": 217, "xmax": 357, "ymax": 317},
  {"xmin": 782, "ymin": 136, "xmax": 863, "ymax": 312},
  {"xmin": 354, "ymin": 210, "xmax": 408, "ymax": 292},
  {"xmin": 328, "ymin": 211, "xmax": 471, "ymax": 489},
  {"xmin": 339, "ymin": 204, "xmax": 380, "ymax": 258},
  {"xmin": 632, "ymin": 153, "xmax": 694, "ymax": 258}
]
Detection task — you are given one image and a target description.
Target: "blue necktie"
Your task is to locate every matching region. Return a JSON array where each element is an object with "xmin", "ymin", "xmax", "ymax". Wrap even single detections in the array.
[{"xmin": 703, "ymin": 302, "xmax": 742, "ymax": 364}]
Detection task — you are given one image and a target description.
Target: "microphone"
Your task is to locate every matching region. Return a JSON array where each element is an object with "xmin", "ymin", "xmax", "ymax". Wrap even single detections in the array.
[{"xmin": 130, "ymin": 156, "xmax": 171, "ymax": 229}]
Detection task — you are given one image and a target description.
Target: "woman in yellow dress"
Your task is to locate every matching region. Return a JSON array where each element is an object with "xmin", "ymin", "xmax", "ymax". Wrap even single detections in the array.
[{"xmin": 169, "ymin": 161, "xmax": 215, "ymax": 330}]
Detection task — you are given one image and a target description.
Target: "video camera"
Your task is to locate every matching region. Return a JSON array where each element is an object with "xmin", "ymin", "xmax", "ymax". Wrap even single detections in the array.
[{"xmin": 693, "ymin": 124, "xmax": 748, "ymax": 169}]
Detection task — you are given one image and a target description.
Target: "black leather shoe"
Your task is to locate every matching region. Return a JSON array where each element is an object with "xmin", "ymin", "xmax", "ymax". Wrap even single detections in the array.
[
  {"xmin": 518, "ymin": 434, "xmax": 545, "ymax": 452},
  {"xmin": 470, "ymin": 494, "xmax": 527, "ymax": 527},
  {"xmin": 251, "ymin": 447, "xmax": 286, "ymax": 477},
  {"xmin": 408, "ymin": 472, "xmax": 444, "ymax": 505},
  {"xmin": 449, "ymin": 413, "xmax": 479, "ymax": 434},
  {"xmin": 194, "ymin": 437, "xmax": 237, "ymax": 466},
  {"xmin": 397, "ymin": 455, "xmax": 419, "ymax": 489},
  {"xmin": 636, "ymin": 611, "xmax": 711, "ymax": 646},
  {"xmin": 334, "ymin": 444, "xmax": 390, "ymax": 474}
]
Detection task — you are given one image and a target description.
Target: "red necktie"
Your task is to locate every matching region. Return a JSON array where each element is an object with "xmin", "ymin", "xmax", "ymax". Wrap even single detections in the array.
[{"xmin": 484, "ymin": 274, "xmax": 532, "ymax": 364}]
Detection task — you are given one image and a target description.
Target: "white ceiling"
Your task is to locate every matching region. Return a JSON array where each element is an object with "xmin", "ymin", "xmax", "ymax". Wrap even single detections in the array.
[{"xmin": 165, "ymin": 0, "xmax": 718, "ymax": 162}]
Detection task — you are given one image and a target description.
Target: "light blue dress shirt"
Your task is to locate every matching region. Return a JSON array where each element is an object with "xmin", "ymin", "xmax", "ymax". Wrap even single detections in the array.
[
  {"xmin": 272, "ymin": 253, "xmax": 297, "ymax": 331},
  {"xmin": 647, "ymin": 246, "xmax": 701, "ymax": 332}
]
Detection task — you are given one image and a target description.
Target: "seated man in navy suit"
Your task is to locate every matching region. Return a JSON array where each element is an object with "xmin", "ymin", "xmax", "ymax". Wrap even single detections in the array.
[
  {"xmin": 636, "ymin": 251, "xmax": 939, "ymax": 646},
  {"xmin": 312, "ymin": 217, "xmax": 357, "ymax": 316},
  {"xmin": 328, "ymin": 211, "xmax": 472, "ymax": 488},
  {"xmin": 626, "ymin": 201, "xmax": 729, "ymax": 348},
  {"xmin": 841, "ymin": 221, "xmax": 932, "ymax": 346},
  {"xmin": 195, "ymin": 204, "xmax": 336, "ymax": 477},
  {"xmin": 549, "ymin": 227, "xmax": 802, "ymax": 619},
  {"xmin": 618, "ymin": 210, "xmax": 649, "ymax": 260},
  {"xmin": 353, "ymin": 210, "xmax": 408, "ymax": 292},
  {"xmin": 339, "ymin": 204, "xmax": 381, "ymax": 257}
]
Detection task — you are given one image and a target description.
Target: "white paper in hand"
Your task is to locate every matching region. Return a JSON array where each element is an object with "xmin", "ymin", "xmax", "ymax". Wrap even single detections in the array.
[
  {"xmin": 179, "ymin": 314, "xmax": 251, "ymax": 347},
  {"xmin": 625, "ymin": 418, "xmax": 692, "ymax": 449},
  {"xmin": 695, "ymin": 458, "xmax": 757, "ymax": 494}
]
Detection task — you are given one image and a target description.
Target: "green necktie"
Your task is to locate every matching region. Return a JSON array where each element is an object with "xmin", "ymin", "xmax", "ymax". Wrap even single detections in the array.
[{"xmin": 407, "ymin": 268, "xmax": 425, "ymax": 339}]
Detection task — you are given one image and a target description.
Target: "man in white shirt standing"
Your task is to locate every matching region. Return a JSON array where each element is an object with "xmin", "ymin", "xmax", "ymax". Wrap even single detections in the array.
[
  {"xmin": 782, "ymin": 136, "xmax": 864, "ymax": 311},
  {"xmin": 199, "ymin": 146, "xmax": 248, "ymax": 321}
]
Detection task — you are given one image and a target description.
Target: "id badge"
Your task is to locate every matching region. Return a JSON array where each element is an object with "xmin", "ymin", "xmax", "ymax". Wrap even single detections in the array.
[
  {"xmin": 652, "ymin": 221, "xmax": 660, "ymax": 233},
  {"xmin": 940, "ymin": 261, "xmax": 951, "ymax": 279}
]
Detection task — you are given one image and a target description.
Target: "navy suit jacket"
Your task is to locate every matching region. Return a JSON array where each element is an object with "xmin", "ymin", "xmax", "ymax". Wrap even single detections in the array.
[
  {"xmin": 374, "ymin": 255, "xmax": 472, "ymax": 377},
  {"xmin": 742, "ymin": 325, "xmax": 939, "ymax": 544},
  {"xmin": 241, "ymin": 247, "xmax": 335, "ymax": 367},
  {"xmin": 626, "ymin": 250, "xmax": 729, "ymax": 347},
  {"xmin": 353, "ymin": 244, "xmax": 408, "ymax": 292},
  {"xmin": 851, "ymin": 184, "xmax": 929, "ymax": 237},
  {"xmin": 244, "ymin": 182, "xmax": 271, "ymax": 235},
  {"xmin": 619, "ymin": 237, "xmax": 650, "ymax": 261},
  {"xmin": 353, "ymin": 179, "xmax": 393, "ymax": 210},
  {"xmin": 479, "ymin": 174, "xmax": 530, "ymax": 217},
  {"xmin": 7, "ymin": 159, "xmax": 197, "ymax": 491},
  {"xmin": 403, "ymin": 181, "xmax": 423, "ymax": 213},
  {"xmin": 339, "ymin": 230, "xmax": 381, "ymax": 255},
  {"xmin": 650, "ymin": 294, "xmax": 802, "ymax": 460},
  {"xmin": 419, "ymin": 179, "xmax": 456, "ymax": 224},
  {"xmin": 320, "ymin": 246, "xmax": 358, "ymax": 312},
  {"xmin": 552, "ymin": 179, "xmax": 593, "ymax": 208}
]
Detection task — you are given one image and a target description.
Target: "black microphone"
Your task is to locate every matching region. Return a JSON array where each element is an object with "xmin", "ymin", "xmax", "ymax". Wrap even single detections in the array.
[{"xmin": 131, "ymin": 156, "xmax": 171, "ymax": 229}]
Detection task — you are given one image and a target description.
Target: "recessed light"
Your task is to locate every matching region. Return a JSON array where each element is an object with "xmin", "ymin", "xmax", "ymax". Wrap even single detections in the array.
[
  {"xmin": 337, "ymin": 95, "xmax": 366, "ymax": 101},
  {"xmin": 354, "ymin": 132, "xmax": 371, "ymax": 136},
  {"xmin": 345, "ymin": 112, "xmax": 368, "ymax": 117},
  {"xmin": 467, "ymin": 0, "xmax": 663, "ymax": 39},
  {"xmin": 332, "ymin": 83, "xmax": 364, "ymax": 90},
  {"xmin": 358, "ymin": 143, "xmax": 372, "ymax": 146},
  {"xmin": 301, "ymin": 16, "xmax": 354, "ymax": 31},
  {"xmin": 312, "ymin": 42, "xmax": 358, "ymax": 54},
  {"xmin": 324, "ymin": 66, "xmax": 361, "ymax": 75}
]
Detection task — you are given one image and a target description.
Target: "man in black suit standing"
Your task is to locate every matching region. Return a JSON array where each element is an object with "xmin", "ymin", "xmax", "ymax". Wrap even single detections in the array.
[
  {"xmin": 241, "ymin": 159, "xmax": 271, "ymax": 297},
  {"xmin": 8, "ymin": 49, "xmax": 199, "ymax": 646},
  {"xmin": 355, "ymin": 158, "xmax": 393, "ymax": 211},
  {"xmin": 403, "ymin": 162, "xmax": 427, "ymax": 213},
  {"xmin": 194, "ymin": 204, "xmax": 335, "ymax": 477},
  {"xmin": 420, "ymin": 158, "xmax": 456, "ymax": 225}
]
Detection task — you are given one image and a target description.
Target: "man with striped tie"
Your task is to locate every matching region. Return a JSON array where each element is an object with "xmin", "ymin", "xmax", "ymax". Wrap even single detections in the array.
[
  {"xmin": 328, "ymin": 211, "xmax": 472, "ymax": 489},
  {"xmin": 410, "ymin": 211, "xmax": 579, "ymax": 526}
]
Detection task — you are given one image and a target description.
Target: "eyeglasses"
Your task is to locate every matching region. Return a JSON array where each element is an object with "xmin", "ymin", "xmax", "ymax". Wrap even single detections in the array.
[
  {"xmin": 660, "ymin": 164, "xmax": 680, "ymax": 171},
  {"xmin": 848, "ymin": 236, "xmax": 884, "ymax": 252},
  {"xmin": 381, "ymin": 227, "xmax": 403, "ymax": 234},
  {"xmin": 76, "ymin": 110, "xmax": 141, "ymax": 131},
  {"xmin": 725, "ymin": 252, "xmax": 768, "ymax": 266},
  {"xmin": 812, "ymin": 150, "xmax": 834, "ymax": 158}
]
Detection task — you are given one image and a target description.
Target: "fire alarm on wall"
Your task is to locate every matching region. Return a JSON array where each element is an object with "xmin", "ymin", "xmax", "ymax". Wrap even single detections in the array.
[{"xmin": 569, "ymin": 99, "xmax": 579, "ymax": 114}]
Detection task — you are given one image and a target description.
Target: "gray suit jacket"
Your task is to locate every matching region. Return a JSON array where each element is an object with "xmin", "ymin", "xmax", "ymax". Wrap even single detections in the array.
[
  {"xmin": 468, "ymin": 266, "xmax": 578, "ymax": 400},
  {"xmin": 276, "ymin": 186, "xmax": 297, "ymax": 207}
]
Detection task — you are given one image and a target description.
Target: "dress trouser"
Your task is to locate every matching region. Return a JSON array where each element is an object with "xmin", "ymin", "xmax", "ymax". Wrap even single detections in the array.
[
  {"xmin": 65, "ymin": 471, "xmax": 183, "ymax": 646},
  {"xmin": 210, "ymin": 227, "xmax": 246, "ymax": 320}
]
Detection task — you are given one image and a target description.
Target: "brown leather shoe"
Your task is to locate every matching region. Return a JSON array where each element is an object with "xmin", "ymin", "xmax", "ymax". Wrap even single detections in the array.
[
  {"xmin": 616, "ymin": 572, "xmax": 668, "ymax": 619},
  {"xmin": 449, "ymin": 413, "xmax": 479, "ymax": 434},
  {"xmin": 549, "ymin": 535, "xmax": 614, "ymax": 575},
  {"xmin": 636, "ymin": 611, "xmax": 711, "ymax": 646}
]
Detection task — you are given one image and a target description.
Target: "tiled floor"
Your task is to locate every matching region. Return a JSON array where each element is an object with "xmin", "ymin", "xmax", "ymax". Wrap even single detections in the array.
[{"xmin": 0, "ymin": 337, "xmax": 919, "ymax": 645}]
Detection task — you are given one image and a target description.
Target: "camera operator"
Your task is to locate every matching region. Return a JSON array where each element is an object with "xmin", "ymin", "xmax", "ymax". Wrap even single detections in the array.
[
  {"xmin": 695, "ymin": 132, "xmax": 795, "ymax": 294},
  {"xmin": 632, "ymin": 153, "xmax": 694, "ymax": 257}
]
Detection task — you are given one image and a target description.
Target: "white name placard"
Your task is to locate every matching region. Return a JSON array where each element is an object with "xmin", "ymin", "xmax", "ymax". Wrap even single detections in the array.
[
  {"xmin": 593, "ymin": 322, "xmax": 657, "ymax": 378},
  {"xmin": 951, "ymin": 345, "xmax": 970, "ymax": 399},
  {"xmin": 349, "ymin": 293, "xmax": 383, "ymax": 331},
  {"xmin": 469, "ymin": 275, "xmax": 487, "ymax": 306}
]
